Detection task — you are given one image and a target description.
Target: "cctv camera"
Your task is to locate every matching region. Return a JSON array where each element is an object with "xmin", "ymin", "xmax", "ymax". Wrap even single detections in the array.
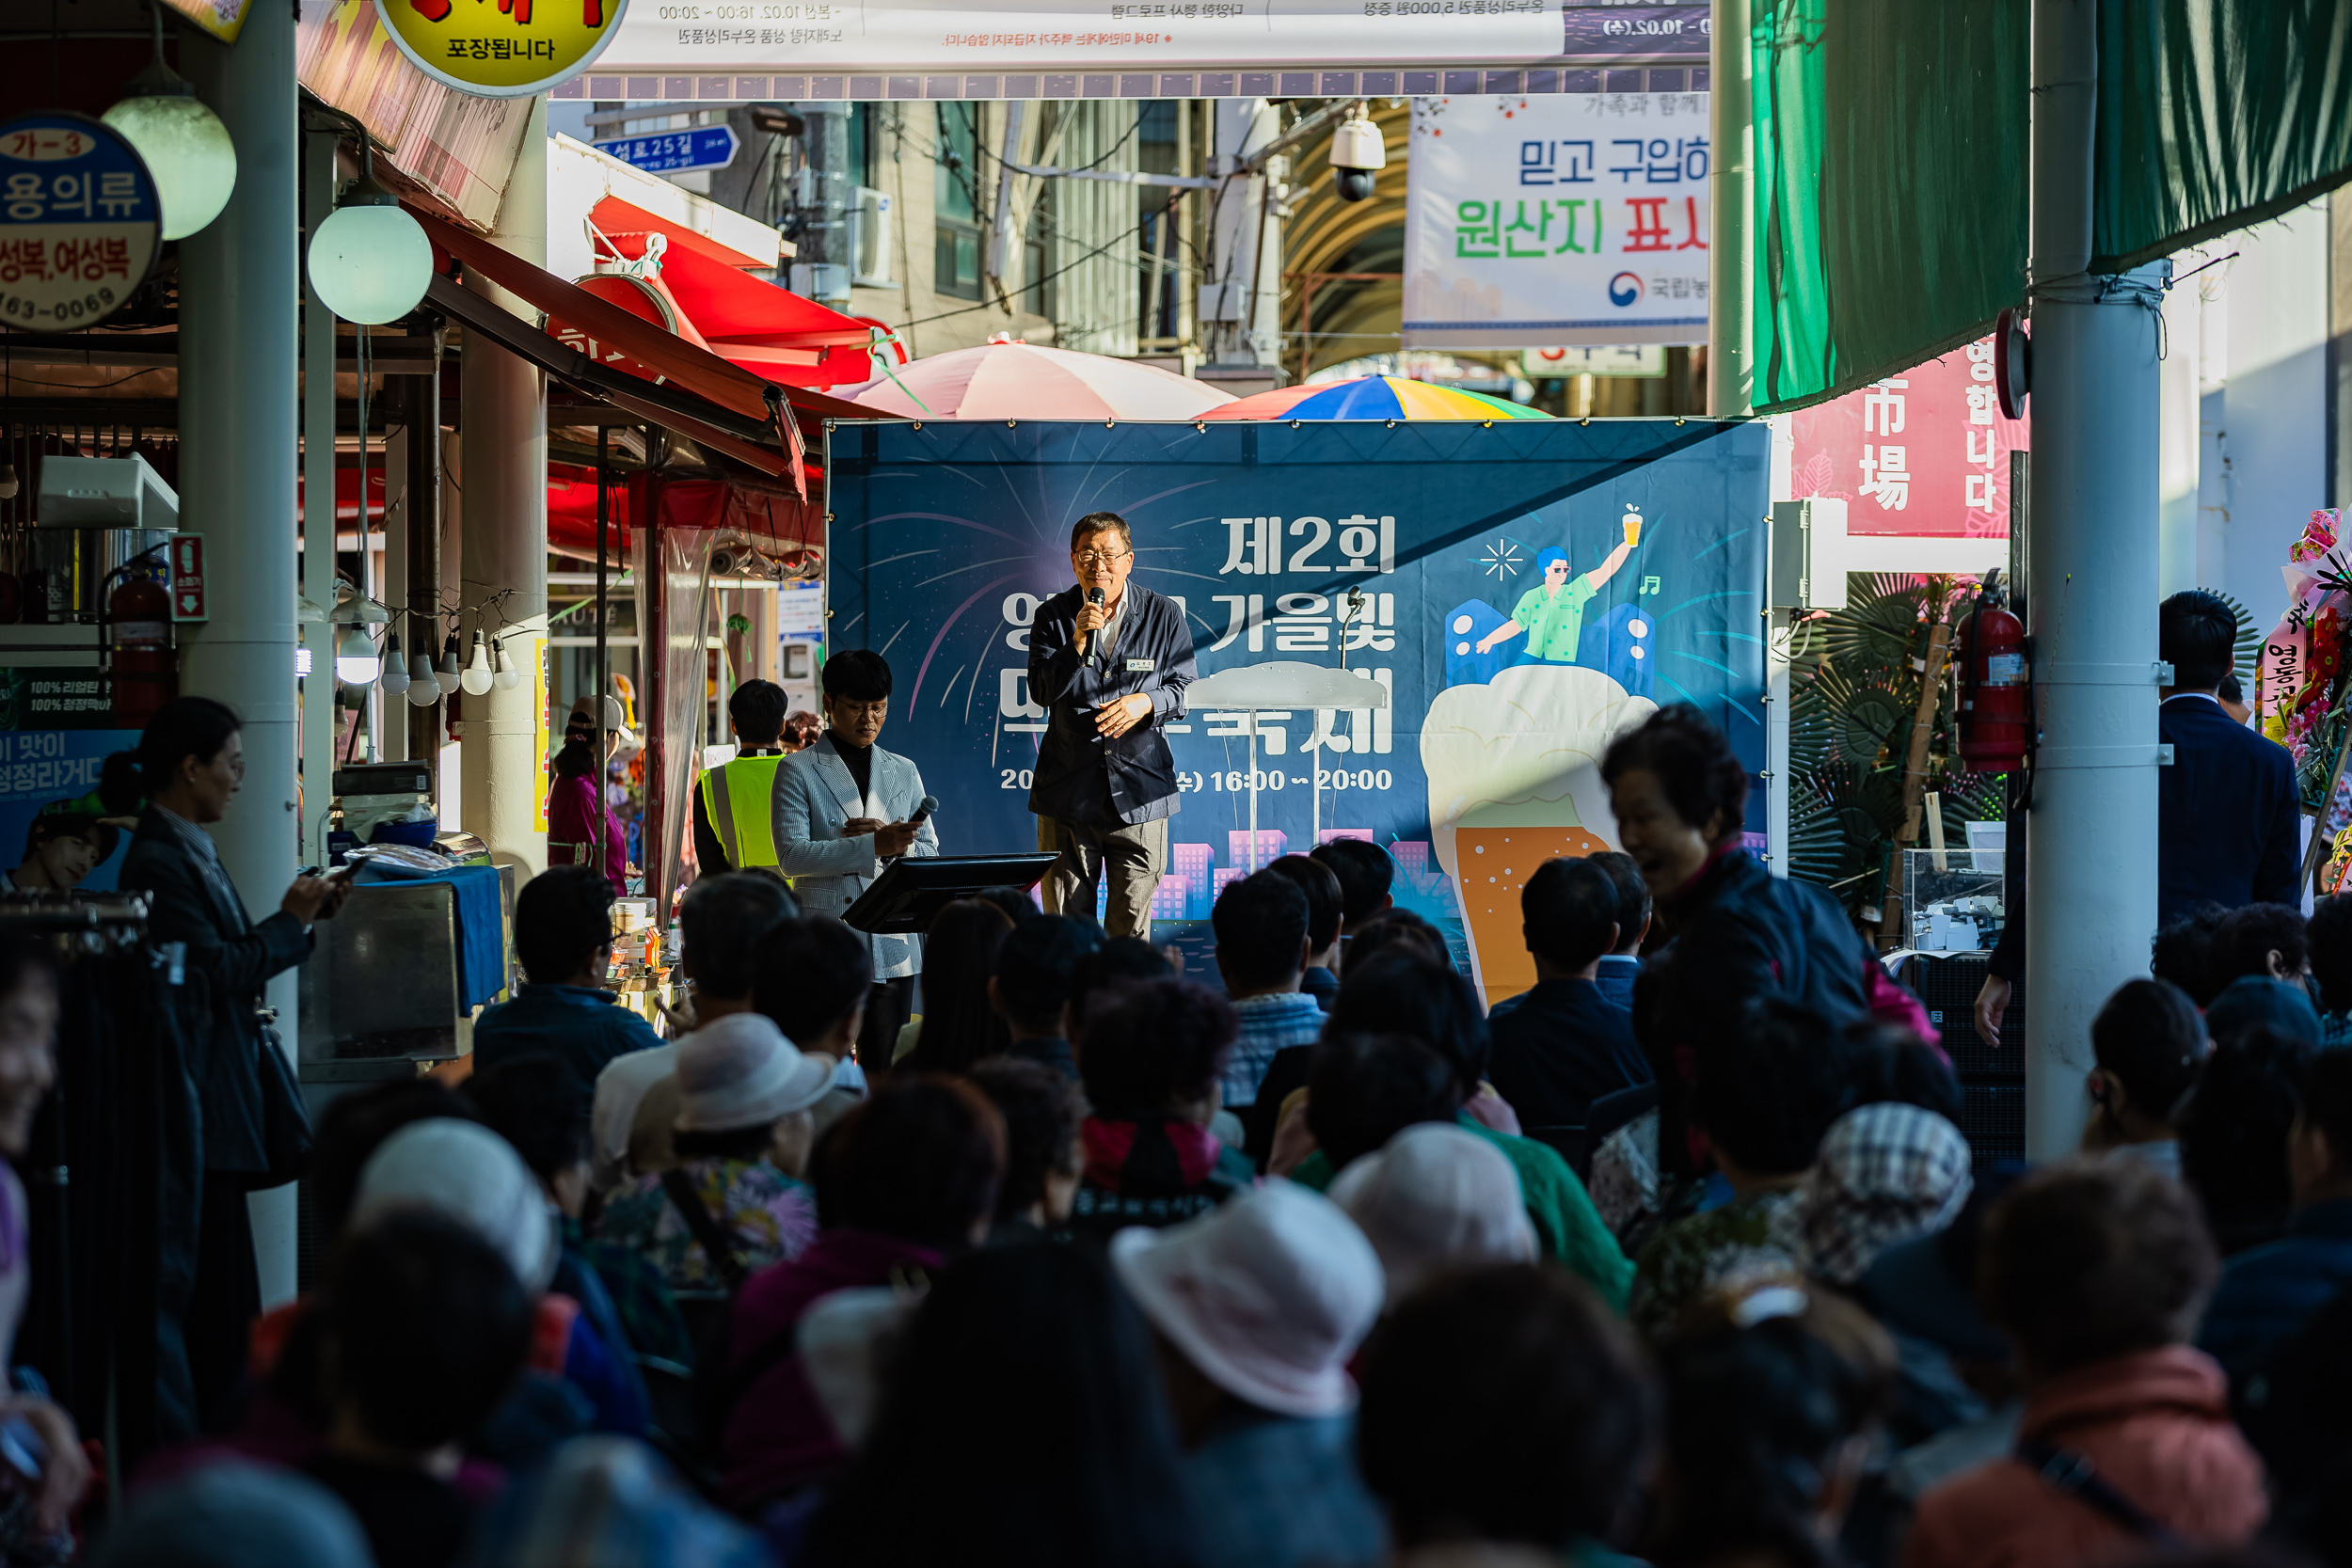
[{"xmin": 1328, "ymin": 104, "xmax": 1386, "ymax": 203}]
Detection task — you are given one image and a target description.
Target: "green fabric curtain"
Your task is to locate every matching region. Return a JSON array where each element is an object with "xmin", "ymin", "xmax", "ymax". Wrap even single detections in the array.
[
  {"xmin": 1749, "ymin": 0, "xmax": 2031, "ymax": 415},
  {"xmin": 2093, "ymin": 0, "xmax": 2352, "ymax": 271},
  {"xmin": 1746, "ymin": 0, "xmax": 2352, "ymax": 414}
]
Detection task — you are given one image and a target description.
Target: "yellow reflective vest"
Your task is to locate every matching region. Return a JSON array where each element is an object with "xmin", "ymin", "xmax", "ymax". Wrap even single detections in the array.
[{"xmin": 698, "ymin": 751, "xmax": 787, "ymax": 871}]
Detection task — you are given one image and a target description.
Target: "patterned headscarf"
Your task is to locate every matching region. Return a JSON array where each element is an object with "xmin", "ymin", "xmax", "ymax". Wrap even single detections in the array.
[{"xmin": 1791, "ymin": 1102, "xmax": 1973, "ymax": 1285}]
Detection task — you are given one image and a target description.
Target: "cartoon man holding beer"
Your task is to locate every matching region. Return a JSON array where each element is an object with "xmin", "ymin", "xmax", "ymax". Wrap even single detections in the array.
[{"xmin": 1476, "ymin": 510, "xmax": 1643, "ymax": 667}]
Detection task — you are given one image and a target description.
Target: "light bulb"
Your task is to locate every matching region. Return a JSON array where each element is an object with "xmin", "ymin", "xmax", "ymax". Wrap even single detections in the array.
[
  {"xmin": 379, "ymin": 634, "xmax": 409, "ymax": 696},
  {"xmin": 435, "ymin": 634, "xmax": 463, "ymax": 696},
  {"xmin": 491, "ymin": 639, "xmax": 521, "ymax": 690},
  {"xmin": 406, "ymin": 652, "xmax": 439, "ymax": 706},
  {"xmin": 0, "ymin": 464, "xmax": 17, "ymax": 501},
  {"xmin": 335, "ymin": 625, "xmax": 378, "ymax": 687},
  {"xmin": 460, "ymin": 632, "xmax": 493, "ymax": 696},
  {"xmin": 102, "ymin": 93, "xmax": 236, "ymax": 242},
  {"xmin": 308, "ymin": 198, "xmax": 434, "ymax": 325}
]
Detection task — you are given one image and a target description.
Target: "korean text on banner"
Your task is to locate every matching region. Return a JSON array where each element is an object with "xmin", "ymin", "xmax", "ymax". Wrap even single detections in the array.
[
  {"xmin": 1405, "ymin": 92, "xmax": 1709, "ymax": 351},
  {"xmin": 1788, "ymin": 337, "xmax": 2026, "ymax": 539},
  {"xmin": 827, "ymin": 418, "xmax": 1768, "ymax": 1011},
  {"xmin": 600, "ymin": 1, "xmax": 1660, "ymax": 78}
]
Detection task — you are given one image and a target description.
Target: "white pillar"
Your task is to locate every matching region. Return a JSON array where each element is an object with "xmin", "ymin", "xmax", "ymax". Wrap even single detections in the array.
[
  {"xmin": 459, "ymin": 102, "xmax": 550, "ymax": 879},
  {"xmin": 1708, "ymin": 0, "xmax": 1754, "ymax": 419},
  {"xmin": 2023, "ymin": 0, "xmax": 2168, "ymax": 1159},
  {"xmin": 1200, "ymin": 100, "xmax": 1282, "ymax": 369},
  {"xmin": 179, "ymin": 1, "xmax": 302, "ymax": 1306},
  {"xmin": 300, "ymin": 124, "xmax": 339, "ymax": 865}
]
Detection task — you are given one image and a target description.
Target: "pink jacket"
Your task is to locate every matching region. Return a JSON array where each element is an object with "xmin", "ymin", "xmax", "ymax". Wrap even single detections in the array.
[
  {"xmin": 717, "ymin": 1228, "xmax": 944, "ymax": 1512},
  {"xmin": 547, "ymin": 773, "xmax": 626, "ymax": 895},
  {"xmin": 1901, "ymin": 1346, "xmax": 2266, "ymax": 1568}
]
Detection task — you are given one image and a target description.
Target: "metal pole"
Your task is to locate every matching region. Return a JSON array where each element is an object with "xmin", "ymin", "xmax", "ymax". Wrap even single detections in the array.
[
  {"xmin": 2022, "ymin": 0, "xmax": 2168, "ymax": 1158},
  {"xmin": 644, "ymin": 475, "xmax": 667, "ymax": 910},
  {"xmin": 1708, "ymin": 0, "xmax": 1754, "ymax": 418},
  {"xmin": 179, "ymin": 0, "xmax": 300, "ymax": 1308},
  {"xmin": 299, "ymin": 124, "xmax": 338, "ymax": 864},
  {"xmin": 458, "ymin": 98, "xmax": 551, "ymax": 880},
  {"xmin": 403, "ymin": 360, "xmax": 441, "ymax": 774},
  {"xmin": 596, "ymin": 427, "xmax": 610, "ymax": 878}
]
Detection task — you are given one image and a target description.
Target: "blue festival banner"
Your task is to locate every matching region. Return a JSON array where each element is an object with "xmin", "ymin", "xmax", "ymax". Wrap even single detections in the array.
[{"xmin": 826, "ymin": 418, "xmax": 1768, "ymax": 1006}]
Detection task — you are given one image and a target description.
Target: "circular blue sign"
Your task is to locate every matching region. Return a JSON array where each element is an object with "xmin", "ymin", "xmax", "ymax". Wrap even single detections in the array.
[{"xmin": 0, "ymin": 111, "xmax": 163, "ymax": 332}]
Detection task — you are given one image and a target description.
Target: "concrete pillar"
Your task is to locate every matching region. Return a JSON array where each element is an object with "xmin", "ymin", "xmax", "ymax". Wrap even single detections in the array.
[
  {"xmin": 179, "ymin": 1, "xmax": 301, "ymax": 1306},
  {"xmin": 1708, "ymin": 0, "xmax": 1754, "ymax": 419},
  {"xmin": 2023, "ymin": 0, "xmax": 2168, "ymax": 1158},
  {"xmin": 458, "ymin": 101, "xmax": 550, "ymax": 880},
  {"xmin": 794, "ymin": 103, "xmax": 853, "ymax": 308},
  {"xmin": 300, "ymin": 123, "xmax": 339, "ymax": 863},
  {"xmin": 1200, "ymin": 100, "xmax": 1282, "ymax": 369}
]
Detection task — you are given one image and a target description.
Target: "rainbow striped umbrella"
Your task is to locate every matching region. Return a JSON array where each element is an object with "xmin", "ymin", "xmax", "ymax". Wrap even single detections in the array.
[{"xmin": 1198, "ymin": 374, "xmax": 1551, "ymax": 422}]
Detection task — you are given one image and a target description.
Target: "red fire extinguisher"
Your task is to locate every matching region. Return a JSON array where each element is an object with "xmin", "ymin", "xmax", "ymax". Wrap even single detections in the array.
[
  {"xmin": 108, "ymin": 568, "xmax": 176, "ymax": 728},
  {"xmin": 1957, "ymin": 580, "xmax": 2028, "ymax": 773}
]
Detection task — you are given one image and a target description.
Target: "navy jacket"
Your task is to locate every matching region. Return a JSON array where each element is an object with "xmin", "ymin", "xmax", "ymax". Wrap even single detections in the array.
[
  {"xmin": 2198, "ymin": 1197, "xmax": 2352, "ymax": 1385},
  {"xmin": 472, "ymin": 983, "xmax": 664, "ymax": 1099},
  {"xmin": 1026, "ymin": 581, "xmax": 1197, "ymax": 825},
  {"xmin": 1636, "ymin": 848, "xmax": 1875, "ymax": 1050},
  {"xmin": 1990, "ymin": 694, "xmax": 2300, "ymax": 979},
  {"xmin": 1486, "ymin": 977, "xmax": 1652, "ymax": 1134},
  {"xmin": 2159, "ymin": 694, "xmax": 2300, "ymax": 917},
  {"xmin": 119, "ymin": 809, "xmax": 314, "ymax": 1177}
]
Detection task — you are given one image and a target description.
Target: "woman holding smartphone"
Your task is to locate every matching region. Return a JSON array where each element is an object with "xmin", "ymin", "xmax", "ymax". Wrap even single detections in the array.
[{"xmin": 119, "ymin": 697, "xmax": 352, "ymax": 1433}]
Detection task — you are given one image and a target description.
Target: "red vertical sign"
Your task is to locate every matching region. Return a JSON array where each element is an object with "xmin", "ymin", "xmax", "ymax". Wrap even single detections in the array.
[
  {"xmin": 1788, "ymin": 336, "xmax": 2029, "ymax": 538},
  {"xmin": 169, "ymin": 533, "xmax": 207, "ymax": 621}
]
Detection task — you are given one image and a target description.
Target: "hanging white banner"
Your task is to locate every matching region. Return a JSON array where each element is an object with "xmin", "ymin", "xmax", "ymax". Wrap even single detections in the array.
[
  {"xmin": 1404, "ymin": 91, "xmax": 1709, "ymax": 349},
  {"xmin": 592, "ymin": 1, "xmax": 1711, "ymax": 82}
]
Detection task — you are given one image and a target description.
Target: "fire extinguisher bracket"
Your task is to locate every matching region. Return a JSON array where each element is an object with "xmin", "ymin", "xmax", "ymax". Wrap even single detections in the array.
[
  {"xmin": 2040, "ymin": 660, "xmax": 2174, "ymax": 686},
  {"xmin": 2035, "ymin": 743, "xmax": 2175, "ymax": 769}
]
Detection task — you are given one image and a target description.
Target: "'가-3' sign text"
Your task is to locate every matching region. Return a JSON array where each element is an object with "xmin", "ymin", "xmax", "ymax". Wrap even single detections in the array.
[{"xmin": 0, "ymin": 113, "xmax": 160, "ymax": 331}]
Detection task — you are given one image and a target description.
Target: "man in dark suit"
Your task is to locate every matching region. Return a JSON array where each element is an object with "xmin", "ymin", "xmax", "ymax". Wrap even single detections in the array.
[
  {"xmin": 1026, "ymin": 510, "xmax": 1197, "ymax": 940},
  {"xmin": 1977, "ymin": 590, "xmax": 2301, "ymax": 1043}
]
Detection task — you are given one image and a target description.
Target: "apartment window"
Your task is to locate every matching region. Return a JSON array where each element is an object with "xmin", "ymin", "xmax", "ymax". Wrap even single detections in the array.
[{"xmin": 934, "ymin": 103, "xmax": 982, "ymax": 300}]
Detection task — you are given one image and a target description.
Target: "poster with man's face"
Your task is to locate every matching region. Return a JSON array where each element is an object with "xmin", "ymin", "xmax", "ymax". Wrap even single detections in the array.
[{"xmin": 0, "ymin": 670, "xmax": 138, "ymax": 895}]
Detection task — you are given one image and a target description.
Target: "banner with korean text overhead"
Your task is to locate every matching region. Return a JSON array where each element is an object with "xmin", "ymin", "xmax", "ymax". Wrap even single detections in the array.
[
  {"xmin": 826, "ymin": 418, "xmax": 1768, "ymax": 1009},
  {"xmin": 596, "ymin": 2, "xmax": 1712, "ymax": 80},
  {"xmin": 1404, "ymin": 92, "xmax": 1709, "ymax": 350},
  {"xmin": 1787, "ymin": 335, "xmax": 2026, "ymax": 538}
]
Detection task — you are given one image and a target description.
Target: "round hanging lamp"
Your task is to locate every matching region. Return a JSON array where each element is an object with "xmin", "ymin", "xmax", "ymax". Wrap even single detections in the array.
[
  {"xmin": 308, "ymin": 148, "xmax": 433, "ymax": 325},
  {"xmin": 101, "ymin": 5, "xmax": 236, "ymax": 242}
]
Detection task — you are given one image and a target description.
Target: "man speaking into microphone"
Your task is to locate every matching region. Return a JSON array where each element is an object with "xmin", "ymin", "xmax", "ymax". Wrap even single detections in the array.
[{"xmin": 1028, "ymin": 510, "xmax": 1197, "ymax": 939}]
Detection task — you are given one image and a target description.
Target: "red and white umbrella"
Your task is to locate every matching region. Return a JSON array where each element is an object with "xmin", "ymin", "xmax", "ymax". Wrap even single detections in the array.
[{"xmin": 852, "ymin": 337, "xmax": 1235, "ymax": 420}]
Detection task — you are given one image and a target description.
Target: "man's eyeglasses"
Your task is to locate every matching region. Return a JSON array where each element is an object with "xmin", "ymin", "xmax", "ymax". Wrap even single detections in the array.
[{"xmin": 1073, "ymin": 549, "xmax": 1131, "ymax": 567}]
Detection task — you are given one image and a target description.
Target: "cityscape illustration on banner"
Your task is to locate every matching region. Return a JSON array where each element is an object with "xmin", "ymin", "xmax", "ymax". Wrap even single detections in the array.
[
  {"xmin": 1403, "ymin": 90, "xmax": 1709, "ymax": 349},
  {"xmin": 828, "ymin": 419, "xmax": 1768, "ymax": 1008}
]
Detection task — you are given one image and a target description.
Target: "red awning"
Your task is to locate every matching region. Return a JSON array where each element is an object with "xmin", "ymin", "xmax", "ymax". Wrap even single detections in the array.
[
  {"xmin": 413, "ymin": 203, "xmax": 778, "ymax": 427},
  {"xmin": 546, "ymin": 469, "xmax": 825, "ymax": 559},
  {"xmin": 590, "ymin": 195, "xmax": 882, "ymax": 389}
]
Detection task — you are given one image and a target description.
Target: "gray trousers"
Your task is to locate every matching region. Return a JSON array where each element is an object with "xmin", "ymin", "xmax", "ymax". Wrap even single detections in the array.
[{"xmin": 1039, "ymin": 812, "xmax": 1168, "ymax": 939}]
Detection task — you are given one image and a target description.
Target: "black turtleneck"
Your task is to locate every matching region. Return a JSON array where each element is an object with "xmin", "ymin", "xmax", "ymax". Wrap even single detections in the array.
[{"xmin": 832, "ymin": 734, "xmax": 874, "ymax": 803}]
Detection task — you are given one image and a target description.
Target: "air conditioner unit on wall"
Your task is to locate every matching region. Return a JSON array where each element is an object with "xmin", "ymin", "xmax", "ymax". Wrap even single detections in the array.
[{"xmin": 852, "ymin": 186, "xmax": 894, "ymax": 286}]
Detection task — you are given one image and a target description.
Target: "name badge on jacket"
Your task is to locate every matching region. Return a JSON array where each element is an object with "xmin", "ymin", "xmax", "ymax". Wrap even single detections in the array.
[{"xmin": 1125, "ymin": 657, "xmax": 1154, "ymax": 672}]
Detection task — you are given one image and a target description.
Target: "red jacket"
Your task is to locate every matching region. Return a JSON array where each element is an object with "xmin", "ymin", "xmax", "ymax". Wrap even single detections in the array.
[{"xmin": 1902, "ymin": 1346, "xmax": 2266, "ymax": 1568}]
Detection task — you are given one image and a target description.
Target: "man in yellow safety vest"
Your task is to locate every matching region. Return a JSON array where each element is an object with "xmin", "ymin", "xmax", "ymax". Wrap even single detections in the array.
[{"xmin": 693, "ymin": 679, "xmax": 795, "ymax": 879}]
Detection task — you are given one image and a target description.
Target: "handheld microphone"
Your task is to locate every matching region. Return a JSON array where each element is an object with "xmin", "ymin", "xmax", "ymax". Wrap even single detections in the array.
[
  {"xmin": 886, "ymin": 796, "xmax": 939, "ymax": 863},
  {"xmin": 1080, "ymin": 585, "xmax": 1105, "ymax": 657}
]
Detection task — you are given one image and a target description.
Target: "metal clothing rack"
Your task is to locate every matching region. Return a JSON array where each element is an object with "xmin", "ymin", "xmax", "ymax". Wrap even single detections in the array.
[{"xmin": 3, "ymin": 892, "xmax": 188, "ymax": 1496}]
